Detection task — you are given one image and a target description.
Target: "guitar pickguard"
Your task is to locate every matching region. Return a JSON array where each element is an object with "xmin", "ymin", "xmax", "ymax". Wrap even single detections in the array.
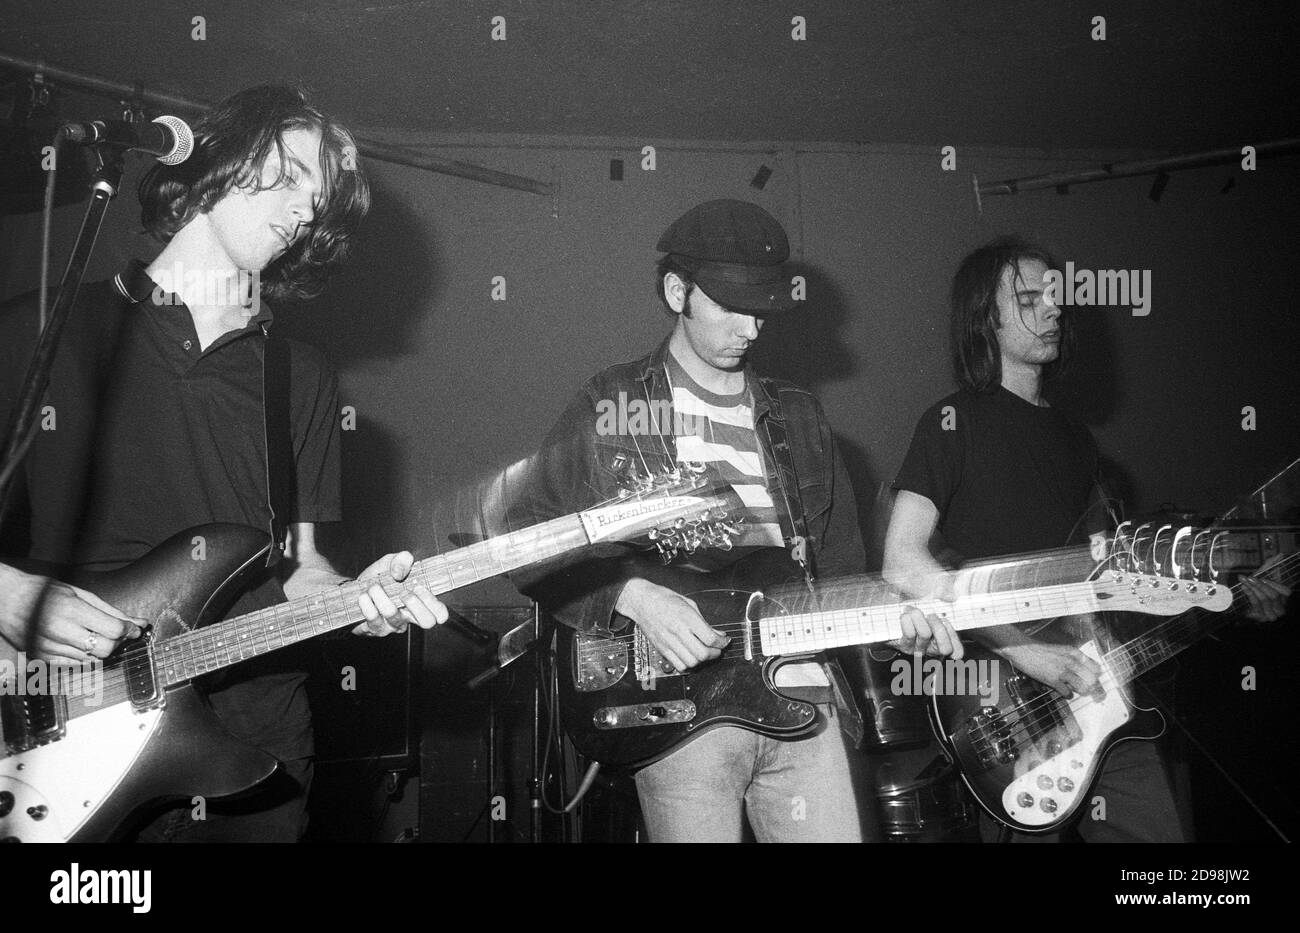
[
  {"xmin": 0, "ymin": 701, "xmax": 164, "ymax": 843},
  {"xmin": 996, "ymin": 641, "xmax": 1131, "ymax": 828}
]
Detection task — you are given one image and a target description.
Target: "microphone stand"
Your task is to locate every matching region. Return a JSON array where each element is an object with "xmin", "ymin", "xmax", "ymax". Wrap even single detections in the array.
[
  {"xmin": 0, "ymin": 141, "xmax": 125, "ymax": 516},
  {"xmin": 461, "ymin": 611, "xmax": 549, "ymax": 842}
]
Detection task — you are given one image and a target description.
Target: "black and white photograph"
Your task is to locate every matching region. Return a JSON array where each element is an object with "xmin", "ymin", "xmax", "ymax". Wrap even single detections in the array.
[{"xmin": 0, "ymin": 0, "xmax": 1295, "ymax": 910}]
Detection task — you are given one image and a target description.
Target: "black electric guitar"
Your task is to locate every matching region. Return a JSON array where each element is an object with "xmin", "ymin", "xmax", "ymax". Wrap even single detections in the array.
[
  {"xmin": 0, "ymin": 473, "xmax": 731, "ymax": 842},
  {"xmin": 557, "ymin": 527, "xmax": 1231, "ymax": 768},
  {"xmin": 929, "ymin": 523, "xmax": 1299, "ymax": 833}
]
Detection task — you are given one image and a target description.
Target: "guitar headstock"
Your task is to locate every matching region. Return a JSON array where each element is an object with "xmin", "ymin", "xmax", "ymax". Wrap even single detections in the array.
[
  {"xmin": 1090, "ymin": 571, "xmax": 1233, "ymax": 615},
  {"xmin": 1092, "ymin": 522, "xmax": 1234, "ymax": 614},
  {"xmin": 577, "ymin": 462, "xmax": 741, "ymax": 554},
  {"xmin": 647, "ymin": 508, "xmax": 743, "ymax": 561}
]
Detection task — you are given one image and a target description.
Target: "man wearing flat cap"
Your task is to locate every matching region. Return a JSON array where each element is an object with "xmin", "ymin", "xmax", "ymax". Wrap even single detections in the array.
[{"xmin": 513, "ymin": 199, "xmax": 954, "ymax": 842}]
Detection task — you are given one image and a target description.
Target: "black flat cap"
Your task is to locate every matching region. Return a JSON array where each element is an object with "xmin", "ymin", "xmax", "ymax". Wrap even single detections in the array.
[{"xmin": 657, "ymin": 199, "xmax": 798, "ymax": 313}]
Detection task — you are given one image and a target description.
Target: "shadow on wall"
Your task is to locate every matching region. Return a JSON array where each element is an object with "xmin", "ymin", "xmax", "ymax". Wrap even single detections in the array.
[
  {"xmin": 1049, "ymin": 288, "xmax": 1121, "ymax": 429},
  {"xmin": 748, "ymin": 262, "xmax": 880, "ymax": 568},
  {"xmin": 1098, "ymin": 453, "xmax": 1139, "ymax": 522},
  {"xmin": 276, "ymin": 174, "xmax": 442, "ymax": 364},
  {"xmin": 837, "ymin": 438, "xmax": 881, "ymax": 571},
  {"xmin": 319, "ymin": 419, "xmax": 405, "ymax": 575},
  {"xmin": 275, "ymin": 175, "xmax": 441, "ymax": 572},
  {"xmin": 748, "ymin": 261, "xmax": 855, "ymax": 392}
]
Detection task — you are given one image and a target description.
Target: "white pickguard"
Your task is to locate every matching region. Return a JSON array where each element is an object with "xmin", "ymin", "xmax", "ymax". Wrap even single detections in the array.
[
  {"xmin": 1000, "ymin": 641, "xmax": 1131, "ymax": 828},
  {"xmin": 0, "ymin": 701, "xmax": 162, "ymax": 842}
]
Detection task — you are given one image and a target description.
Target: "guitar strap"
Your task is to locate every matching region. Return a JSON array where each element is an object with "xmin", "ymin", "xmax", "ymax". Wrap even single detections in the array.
[
  {"xmin": 761, "ymin": 399, "xmax": 817, "ymax": 591},
  {"xmin": 262, "ymin": 332, "xmax": 292, "ymax": 567},
  {"xmin": 761, "ymin": 394, "xmax": 867, "ymax": 746}
]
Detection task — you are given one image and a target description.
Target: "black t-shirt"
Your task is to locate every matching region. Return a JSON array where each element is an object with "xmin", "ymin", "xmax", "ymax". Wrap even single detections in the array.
[
  {"xmin": 893, "ymin": 386, "xmax": 1100, "ymax": 562},
  {"xmin": 0, "ymin": 261, "xmax": 342, "ymax": 759}
]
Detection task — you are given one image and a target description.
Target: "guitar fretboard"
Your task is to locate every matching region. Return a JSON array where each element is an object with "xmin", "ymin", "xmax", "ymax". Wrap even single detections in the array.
[
  {"xmin": 154, "ymin": 513, "xmax": 591, "ymax": 686},
  {"xmin": 755, "ymin": 546, "xmax": 1096, "ymax": 655},
  {"xmin": 759, "ymin": 579, "xmax": 1108, "ymax": 655}
]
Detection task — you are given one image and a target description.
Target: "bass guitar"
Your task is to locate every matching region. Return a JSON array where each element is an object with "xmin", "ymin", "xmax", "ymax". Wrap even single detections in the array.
[{"xmin": 929, "ymin": 522, "xmax": 1298, "ymax": 833}]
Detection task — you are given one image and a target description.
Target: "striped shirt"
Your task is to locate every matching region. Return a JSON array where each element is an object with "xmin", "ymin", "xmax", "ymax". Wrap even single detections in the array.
[
  {"xmin": 666, "ymin": 353, "xmax": 784, "ymax": 551},
  {"xmin": 666, "ymin": 352, "xmax": 829, "ymax": 689}
]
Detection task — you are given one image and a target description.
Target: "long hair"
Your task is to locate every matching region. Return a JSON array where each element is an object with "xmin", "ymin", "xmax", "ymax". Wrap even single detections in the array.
[
  {"xmin": 949, "ymin": 235, "xmax": 1072, "ymax": 392},
  {"xmin": 139, "ymin": 85, "xmax": 370, "ymax": 302}
]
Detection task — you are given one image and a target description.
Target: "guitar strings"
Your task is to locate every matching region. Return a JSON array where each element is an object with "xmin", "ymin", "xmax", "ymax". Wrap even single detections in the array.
[
  {"xmin": 963, "ymin": 558, "xmax": 1300, "ymax": 758},
  {"xmin": 993, "ymin": 553, "xmax": 1300, "ymax": 740},
  {"xmin": 960, "ymin": 554, "xmax": 1300, "ymax": 757},
  {"xmin": 78, "ymin": 551, "xmax": 1300, "ymax": 721}
]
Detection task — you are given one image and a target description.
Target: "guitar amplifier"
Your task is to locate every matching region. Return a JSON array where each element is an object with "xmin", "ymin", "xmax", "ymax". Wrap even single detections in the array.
[
  {"xmin": 304, "ymin": 608, "xmax": 533, "ymax": 842},
  {"xmin": 302, "ymin": 627, "xmax": 421, "ymax": 769}
]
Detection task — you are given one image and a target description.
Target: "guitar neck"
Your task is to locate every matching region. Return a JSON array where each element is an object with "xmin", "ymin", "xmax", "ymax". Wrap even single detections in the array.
[
  {"xmin": 157, "ymin": 513, "xmax": 591, "ymax": 686},
  {"xmin": 759, "ymin": 579, "xmax": 1106, "ymax": 655},
  {"xmin": 1106, "ymin": 556, "xmax": 1300, "ymax": 686}
]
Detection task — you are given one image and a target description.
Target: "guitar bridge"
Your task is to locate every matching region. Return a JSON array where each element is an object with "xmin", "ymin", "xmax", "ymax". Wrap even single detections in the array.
[
  {"xmin": 966, "ymin": 707, "xmax": 1018, "ymax": 768},
  {"xmin": 572, "ymin": 632, "xmax": 629, "ymax": 692},
  {"xmin": 634, "ymin": 629, "xmax": 680, "ymax": 683}
]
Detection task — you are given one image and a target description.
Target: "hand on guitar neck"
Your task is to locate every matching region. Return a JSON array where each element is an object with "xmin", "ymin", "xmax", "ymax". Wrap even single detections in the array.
[
  {"xmin": 351, "ymin": 550, "xmax": 450, "ymax": 636},
  {"xmin": 281, "ymin": 524, "xmax": 449, "ymax": 638},
  {"xmin": 0, "ymin": 562, "xmax": 143, "ymax": 664},
  {"xmin": 1235, "ymin": 554, "xmax": 1292, "ymax": 622}
]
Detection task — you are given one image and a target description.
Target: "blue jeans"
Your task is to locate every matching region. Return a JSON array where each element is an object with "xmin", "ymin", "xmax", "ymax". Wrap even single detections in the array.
[{"xmin": 633, "ymin": 706, "xmax": 870, "ymax": 842}]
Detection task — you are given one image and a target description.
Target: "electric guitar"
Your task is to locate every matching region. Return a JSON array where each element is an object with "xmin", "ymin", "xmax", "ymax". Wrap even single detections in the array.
[
  {"xmin": 0, "ymin": 471, "xmax": 732, "ymax": 842},
  {"xmin": 929, "ymin": 522, "xmax": 1299, "ymax": 833},
  {"xmin": 557, "ymin": 527, "xmax": 1231, "ymax": 768}
]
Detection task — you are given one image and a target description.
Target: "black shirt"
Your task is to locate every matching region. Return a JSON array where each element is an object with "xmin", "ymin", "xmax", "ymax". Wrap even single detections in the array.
[
  {"xmin": 893, "ymin": 386, "xmax": 1100, "ymax": 562},
  {"xmin": 0, "ymin": 261, "xmax": 342, "ymax": 759}
]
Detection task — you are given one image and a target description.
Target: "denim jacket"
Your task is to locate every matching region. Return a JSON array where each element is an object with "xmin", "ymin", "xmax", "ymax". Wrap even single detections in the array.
[{"xmin": 512, "ymin": 337, "xmax": 868, "ymax": 741}]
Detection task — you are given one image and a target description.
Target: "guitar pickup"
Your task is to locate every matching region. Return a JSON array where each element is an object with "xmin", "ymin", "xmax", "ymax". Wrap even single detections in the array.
[
  {"xmin": 593, "ymin": 700, "xmax": 696, "ymax": 730},
  {"xmin": 1, "ymin": 694, "xmax": 66, "ymax": 754},
  {"xmin": 125, "ymin": 630, "xmax": 166, "ymax": 712}
]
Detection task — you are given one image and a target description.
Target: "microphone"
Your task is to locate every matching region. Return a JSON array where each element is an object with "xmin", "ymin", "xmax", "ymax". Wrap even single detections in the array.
[{"xmin": 59, "ymin": 115, "xmax": 194, "ymax": 165}]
